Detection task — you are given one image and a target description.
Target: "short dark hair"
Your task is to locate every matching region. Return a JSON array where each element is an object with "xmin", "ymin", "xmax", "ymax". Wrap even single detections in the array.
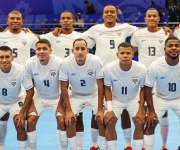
[
  {"xmin": 145, "ymin": 8, "xmax": 160, "ymax": 17},
  {"xmin": 165, "ymin": 35, "xmax": 180, "ymax": 46},
  {"xmin": 0, "ymin": 46, "xmax": 12, "ymax": 54},
  {"xmin": 73, "ymin": 38, "xmax": 87, "ymax": 47},
  {"xmin": 118, "ymin": 42, "xmax": 133, "ymax": 51},
  {"xmin": 36, "ymin": 39, "xmax": 51, "ymax": 48},
  {"xmin": 8, "ymin": 10, "xmax": 22, "ymax": 18},
  {"xmin": 60, "ymin": 10, "xmax": 74, "ymax": 19}
]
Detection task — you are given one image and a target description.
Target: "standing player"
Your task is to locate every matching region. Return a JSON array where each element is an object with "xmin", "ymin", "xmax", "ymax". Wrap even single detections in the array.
[
  {"xmin": 103, "ymin": 42, "xmax": 146, "ymax": 150},
  {"xmin": 144, "ymin": 36, "xmax": 180, "ymax": 150},
  {"xmin": 131, "ymin": 8, "xmax": 169, "ymax": 149},
  {"xmin": 16, "ymin": 39, "xmax": 64, "ymax": 150},
  {"xmin": 0, "ymin": 10, "xmax": 38, "ymax": 65},
  {"xmin": 40, "ymin": 11, "xmax": 90, "ymax": 59},
  {"xmin": 59, "ymin": 38, "xmax": 104, "ymax": 150},
  {"xmin": 0, "ymin": 46, "xmax": 27, "ymax": 150}
]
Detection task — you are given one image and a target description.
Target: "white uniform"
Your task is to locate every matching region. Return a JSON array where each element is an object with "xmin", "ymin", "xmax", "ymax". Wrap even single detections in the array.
[
  {"xmin": 23, "ymin": 55, "xmax": 62, "ymax": 115},
  {"xmin": 131, "ymin": 28, "xmax": 168, "ymax": 67},
  {"xmin": 40, "ymin": 31, "xmax": 88, "ymax": 59},
  {"xmin": 0, "ymin": 30, "xmax": 38, "ymax": 65},
  {"xmin": 104, "ymin": 60, "xmax": 146, "ymax": 118},
  {"xmin": 145, "ymin": 56, "xmax": 180, "ymax": 121},
  {"xmin": 59, "ymin": 54, "xmax": 103, "ymax": 114},
  {"xmin": 174, "ymin": 27, "xmax": 180, "ymax": 39},
  {"xmin": 0, "ymin": 62, "xmax": 24, "ymax": 118},
  {"xmin": 84, "ymin": 23, "xmax": 138, "ymax": 64}
]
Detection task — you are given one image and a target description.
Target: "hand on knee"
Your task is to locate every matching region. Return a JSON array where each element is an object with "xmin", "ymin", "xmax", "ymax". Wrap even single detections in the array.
[{"xmin": 27, "ymin": 115, "xmax": 38, "ymax": 132}]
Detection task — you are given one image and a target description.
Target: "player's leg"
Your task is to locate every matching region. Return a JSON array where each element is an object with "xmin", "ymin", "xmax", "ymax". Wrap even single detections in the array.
[
  {"xmin": 0, "ymin": 111, "xmax": 9, "ymax": 150},
  {"xmin": 76, "ymin": 112, "xmax": 84, "ymax": 150},
  {"xmin": 13, "ymin": 101, "xmax": 28, "ymax": 150},
  {"xmin": 121, "ymin": 109, "xmax": 132, "ymax": 150},
  {"xmin": 26, "ymin": 101, "xmax": 39, "ymax": 150},
  {"xmin": 56, "ymin": 99, "xmax": 68, "ymax": 150},
  {"xmin": 65, "ymin": 97, "xmax": 80, "ymax": 150},
  {"xmin": 160, "ymin": 111, "xmax": 169, "ymax": 150},
  {"xmin": 128, "ymin": 99, "xmax": 145, "ymax": 150},
  {"xmin": 104, "ymin": 100, "xmax": 121, "ymax": 150}
]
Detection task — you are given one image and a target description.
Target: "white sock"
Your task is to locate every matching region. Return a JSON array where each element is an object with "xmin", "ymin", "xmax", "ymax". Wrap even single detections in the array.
[
  {"xmin": 58, "ymin": 130, "xmax": 68, "ymax": 150},
  {"xmin": 107, "ymin": 140, "xmax": 117, "ymax": 150},
  {"xmin": 18, "ymin": 140, "xmax": 27, "ymax": 150},
  {"xmin": 144, "ymin": 134, "xmax": 154, "ymax": 150},
  {"xmin": 160, "ymin": 117, "xmax": 169, "ymax": 147},
  {"xmin": 0, "ymin": 121, "xmax": 7, "ymax": 145},
  {"xmin": 68, "ymin": 136, "xmax": 76, "ymax": 150},
  {"xmin": 76, "ymin": 132, "xmax": 83, "ymax": 150},
  {"xmin": 98, "ymin": 135, "xmax": 107, "ymax": 150},
  {"xmin": 27, "ymin": 131, "xmax": 37, "ymax": 150},
  {"xmin": 123, "ymin": 128, "xmax": 132, "ymax": 147},
  {"xmin": 91, "ymin": 128, "xmax": 98, "ymax": 147},
  {"xmin": 134, "ymin": 139, "xmax": 143, "ymax": 150}
]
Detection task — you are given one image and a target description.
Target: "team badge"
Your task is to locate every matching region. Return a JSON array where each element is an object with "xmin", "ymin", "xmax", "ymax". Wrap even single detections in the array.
[
  {"xmin": 87, "ymin": 69, "xmax": 94, "ymax": 76},
  {"xmin": 50, "ymin": 70, "xmax": 56, "ymax": 77},
  {"xmin": 132, "ymin": 77, "xmax": 138, "ymax": 84},
  {"xmin": 11, "ymin": 81, "xmax": 16, "ymax": 86}
]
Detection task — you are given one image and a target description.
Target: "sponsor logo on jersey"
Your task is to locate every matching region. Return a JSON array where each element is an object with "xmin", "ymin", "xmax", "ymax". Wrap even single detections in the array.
[
  {"xmin": 71, "ymin": 73, "xmax": 76, "ymax": 76},
  {"xmin": 33, "ymin": 73, "xmax": 39, "ymax": 76},
  {"xmin": 160, "ymin": 76, "xmax": 166, "ymax": 79},
  {"xmin": 56, "ymin": 41, "xmax": 61, "ymax": 43}
]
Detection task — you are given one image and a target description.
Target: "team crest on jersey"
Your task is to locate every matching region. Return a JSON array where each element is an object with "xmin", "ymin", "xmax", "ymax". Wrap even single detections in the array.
[
  {"xmin": 159, "ymin": 40, "xmax": 163, "ymax": 44},
  {"xmin": 132, "ymin": 77, "xmax": 138, "ymax": 84},
  {"xmin": 11, "ymin": 80, "xmax": 16, "ymax": 86},
  {"xmin": 50, "ymin": 70, "xmax": 56, "ymax": 77},
  {"xmin": 87, "ymin": 69, "xmax": 94, "ymax": 76}
]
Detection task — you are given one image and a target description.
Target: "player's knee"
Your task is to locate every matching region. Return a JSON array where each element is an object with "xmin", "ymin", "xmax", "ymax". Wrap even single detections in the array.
[
  {"xmin": 56, "ymin": 116, "xmax": 65, "ymax": 130},
  {"xmin": 27, "ymin": 115, "xmax": 38, "ymax": 132},
  {"xmin": 134, "ymin": 117, "xmax": 144, "ymax": 129},
  {"xmin": 13, "ymin": 114, "xmax": 25, "ymax": 129},
  {"xmin": 106, "ymin": 117, "xmax": 117, "ymax": 129},
  {"xmin": 76, "ymin": 113, "xmax": 84, "ymax": 132}
]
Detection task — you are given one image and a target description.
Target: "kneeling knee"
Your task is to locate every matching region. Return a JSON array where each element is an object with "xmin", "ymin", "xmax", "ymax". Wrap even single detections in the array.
[{"xmin": 27, "ymin": 115, "xmax": 38, "ymax": 132}]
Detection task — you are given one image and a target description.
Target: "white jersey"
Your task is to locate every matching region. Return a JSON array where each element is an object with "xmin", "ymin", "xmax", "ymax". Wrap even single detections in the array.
[
  {"xmin": 145, "ymin": 56, "xmax": 180, "ymax": 100},
  {"xmin": 23, "ymin": 55, "xmax": 62, "ymax": 100},
  {"xmin": 0, "ymin": 62, "xmax": 23, "ymax": 104},
  {"xmin": 131, "ymin": 28, "xmax": 168, "ymax": 67},
  {"xmin": 59, "ymin": 54, "xmax": 103, "ymax": 95},
  {"xmin": 0, "ymin": 30, "xmax": 38, "ymax": 65},
  {"xmin": 174, "ymin": 28, "xmax": 180, "ymax": 39},
  {"xmin": 40, "ymin": 31, "xmax": 88, "ymax": 59},
  {"xmin": 104, "ymin": 60, "xmax": 146, "ymax": 102},
  {"xmin": 84, "ymin": 23, "xmax": 138, "ymax": 64}
]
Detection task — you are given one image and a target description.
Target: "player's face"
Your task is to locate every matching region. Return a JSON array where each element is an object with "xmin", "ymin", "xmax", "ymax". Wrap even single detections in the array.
[
  {"xmin": 73, "ymin": 40, "xmax": 88, "ymax": 65},
  {"xmin": 0, "ymin": 51, "xmax": 13, "ymax": 71},
  {"xmin": 60, "ymin": 12, "xmax": 74, "ymax": 29},
  {"xmin": 36, "ymin": 43, "xmax": 52, "ymax": 63},
  {"xmin": 117, "ymin": 47, "xmax": 134, "ymax": 64},
  {"xmin": 7, "ymin": 13, "xmax": 23, "ymax": 30},
  {"xmin": 165, "ymin": 39, "xmax": 180, "ymax": 59},
  {"xmin": 103, "ymin": 6, "xmax": 117, "ymax": 25},
  {"xmin": 145, "ymin": 10, "xmax": 160, "ymax": 28}
]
